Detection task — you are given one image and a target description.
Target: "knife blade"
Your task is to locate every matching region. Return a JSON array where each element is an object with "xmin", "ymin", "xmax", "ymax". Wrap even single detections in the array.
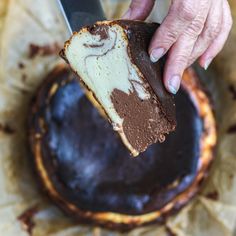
[{"xmin": 57, "ymin": 0, "xmax": 106, "ymax": 33}]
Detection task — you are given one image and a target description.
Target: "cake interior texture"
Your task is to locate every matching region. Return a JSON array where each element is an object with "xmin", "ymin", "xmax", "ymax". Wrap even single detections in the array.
[{"xmin": 62, "ymin": 20, "xmax": 176, "ymax": 156}]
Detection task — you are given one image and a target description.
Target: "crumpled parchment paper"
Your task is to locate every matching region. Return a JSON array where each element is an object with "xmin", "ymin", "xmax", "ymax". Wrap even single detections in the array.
[{"xmin": 0, "ymin": 0, "xmax": 236, "ymax": 235}]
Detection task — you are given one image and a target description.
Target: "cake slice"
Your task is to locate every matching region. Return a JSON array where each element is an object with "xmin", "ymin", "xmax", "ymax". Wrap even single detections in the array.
[{"xmin": 61, "ymin": 20, "xmax": 176, "ymax": 156}]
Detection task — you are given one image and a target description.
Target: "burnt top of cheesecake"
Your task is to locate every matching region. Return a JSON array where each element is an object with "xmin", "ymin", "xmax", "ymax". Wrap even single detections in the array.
[
  {"xmin": 31, "ymin": 67, "xmax": 202, "ymax": 215},
  {"xmin": 115, "ymin": 20, "xmax": 175, "ymax": 123}
]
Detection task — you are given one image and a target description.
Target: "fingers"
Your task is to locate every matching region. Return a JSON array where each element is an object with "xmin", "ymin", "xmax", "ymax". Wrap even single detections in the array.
[
  {"xmin": 122, "ymin": 0, "xmax": 155, "ymax": 20},
  {"xmin": 149, "ymin": 0, "xmax": 200, "ymax": 62},
  {"xmin": 163, "ymin": 2, "xmax": 210, "ymax": 94},
  {"xmin": 199, "ymin": 0, "xmax": 233, "ymax": 69},
  {"xmin": 187, "ymin": 0, "xmax": 223, "ymax": 67},
  {"xmin": 123, "ymin": 0, "xmax": 233, "ymax": 95},
  {"xmin": 163, "ymin": 33, "xmax": 198, "ymax": 94}
]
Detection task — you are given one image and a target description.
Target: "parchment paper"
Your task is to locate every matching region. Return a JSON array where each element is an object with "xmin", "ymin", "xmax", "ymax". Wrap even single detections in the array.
[{"xmin": 0, "ymin": 0, "xmax": 236, "ymax": 235}]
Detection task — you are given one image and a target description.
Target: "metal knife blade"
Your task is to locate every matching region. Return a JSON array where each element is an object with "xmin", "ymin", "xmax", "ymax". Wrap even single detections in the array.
[{"xmin": 57, "ymin": 0, "xmax": 106, "ymax": 33}]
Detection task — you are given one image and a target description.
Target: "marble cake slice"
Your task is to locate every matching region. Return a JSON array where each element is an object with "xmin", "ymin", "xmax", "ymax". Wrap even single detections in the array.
[{"xmin": 61, "ymin": 20, "xmax": 176, "ymax": 156}]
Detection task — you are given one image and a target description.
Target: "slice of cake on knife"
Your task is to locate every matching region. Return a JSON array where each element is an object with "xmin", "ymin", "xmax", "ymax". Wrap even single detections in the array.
[{"xmin": 61, "ymin": 20, "xmax": 176, "ymax": 156}]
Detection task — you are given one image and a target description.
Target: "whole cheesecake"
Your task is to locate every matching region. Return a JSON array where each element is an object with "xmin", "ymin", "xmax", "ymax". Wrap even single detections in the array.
[{"xmin": 29, "ymin": 64, "xmax": 216, "ymax": 231}]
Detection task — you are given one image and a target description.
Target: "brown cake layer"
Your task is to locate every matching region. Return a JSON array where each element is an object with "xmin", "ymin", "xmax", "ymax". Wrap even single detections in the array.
[
  {"xmin": 61, "ymin": 20, "xmax": 176, "ymax": 156},
  {"xmin": 29, "ymin": 65, "xmax": 216, "ymax": 231}
]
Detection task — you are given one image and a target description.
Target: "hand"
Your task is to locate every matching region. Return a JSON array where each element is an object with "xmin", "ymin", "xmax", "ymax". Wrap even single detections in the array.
[{"xmin": 122, "ymin": 0, "xmax": 233, "ymax": 94}]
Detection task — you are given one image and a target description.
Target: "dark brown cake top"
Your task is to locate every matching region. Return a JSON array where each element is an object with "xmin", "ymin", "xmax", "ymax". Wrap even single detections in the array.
[
  {"xmin": 30, "ymin": 67, "xmax": 202, "ymax": 215},
  {"xmin": 115, "ymin": 20, "xmax": 176, "ymax": 124}
]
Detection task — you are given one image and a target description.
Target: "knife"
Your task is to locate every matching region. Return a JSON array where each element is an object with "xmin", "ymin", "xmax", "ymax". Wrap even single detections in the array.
[{"xmin": 57, "ymin": 0, "xmax": 106, "ymax": 33}]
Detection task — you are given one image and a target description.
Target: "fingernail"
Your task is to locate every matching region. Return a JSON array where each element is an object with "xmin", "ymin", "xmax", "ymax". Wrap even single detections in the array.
[
  {"xmin": 167, "ymin": 75, "xmax": 181, "ymax": 94},
  {"xmin": 122, "ymin": 8, "xmax": 131, "ymax": 19},
  {"xmin": 150, "ymin": 48, "xmax": 165, "ymax": 63},
  {"xmin": 204, "ymin": 58, "xmax": 213, "ymax": 70}
]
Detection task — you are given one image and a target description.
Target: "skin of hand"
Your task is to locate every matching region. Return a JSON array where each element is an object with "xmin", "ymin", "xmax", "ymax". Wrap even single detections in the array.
[{"xmin": 122, "ymin": 0, "xmax": 233, "ymax": 94}]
